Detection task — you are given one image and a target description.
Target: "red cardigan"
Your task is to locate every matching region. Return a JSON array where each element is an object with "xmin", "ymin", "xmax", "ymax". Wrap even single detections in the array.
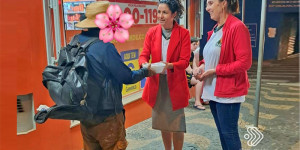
[
  {"xmin": 139, "ymin": 22, "xmax": 191, "ymax": 110},
  {"xmin": 200, "ymin": 14, "xmax": 252, "ymax": 97}
]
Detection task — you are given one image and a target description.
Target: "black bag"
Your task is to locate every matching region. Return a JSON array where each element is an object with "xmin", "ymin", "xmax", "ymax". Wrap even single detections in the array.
[{"xmin": 34, "ymin": 35, "xmax": 99, "ymax": 124}]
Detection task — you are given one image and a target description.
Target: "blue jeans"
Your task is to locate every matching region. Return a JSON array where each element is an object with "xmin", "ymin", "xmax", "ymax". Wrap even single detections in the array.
[{"xmin": 209, "ymin": 101, "xmax": 242, "ymax": 150}]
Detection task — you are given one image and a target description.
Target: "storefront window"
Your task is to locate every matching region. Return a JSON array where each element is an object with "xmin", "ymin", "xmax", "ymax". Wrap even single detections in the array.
[{"xmin": 63, "ymin": 0, "xmax": 95, "ymax": 30}]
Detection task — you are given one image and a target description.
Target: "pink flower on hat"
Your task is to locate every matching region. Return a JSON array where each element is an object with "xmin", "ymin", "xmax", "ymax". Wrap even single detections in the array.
[{"xmin": 95, "ymin": 5, "xmax": 134, "ymax": 43}]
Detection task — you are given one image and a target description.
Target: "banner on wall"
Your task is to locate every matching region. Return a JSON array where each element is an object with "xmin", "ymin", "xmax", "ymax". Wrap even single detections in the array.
[
  {"xmin": 268, "ymin": 0, "xmax": 300, "ymax": 12},
  {"xmin": 110, "ymin": 0, "xmax": 158, "ymax": 25},
  {"xmin": 120, "ymin": 49, "xmax": 141, "ymax": 95}
]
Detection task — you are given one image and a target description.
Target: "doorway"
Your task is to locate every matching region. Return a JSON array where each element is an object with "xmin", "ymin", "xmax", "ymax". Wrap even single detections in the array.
[{"xmin": 278, "ymin": 13, "xmax": 299, "ymax": 59}]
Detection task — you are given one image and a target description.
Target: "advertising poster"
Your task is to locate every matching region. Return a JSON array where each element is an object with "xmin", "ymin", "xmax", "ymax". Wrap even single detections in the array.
[
  {"xmin": 120, "ymin": 49, "xmax": 140, "ymax": 95},
  {"xmin": 63, "ymin": 0, "xmax": 95, "ymax": 30},
  {"xmin": 139, "ymin": 48, "xmax": 146, "ymax": 89}
]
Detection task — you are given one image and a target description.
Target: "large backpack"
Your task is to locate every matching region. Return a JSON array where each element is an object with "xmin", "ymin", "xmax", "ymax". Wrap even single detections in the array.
[{"xmin": 34, "ymin": 35, "xmax": 99, "ymax": 124}]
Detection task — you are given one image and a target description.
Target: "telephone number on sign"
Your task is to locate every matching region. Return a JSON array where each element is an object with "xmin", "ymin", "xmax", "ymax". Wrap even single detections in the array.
[{"xmin": 124, "ymin": 7, "xmax": 158, "ymax": 24}]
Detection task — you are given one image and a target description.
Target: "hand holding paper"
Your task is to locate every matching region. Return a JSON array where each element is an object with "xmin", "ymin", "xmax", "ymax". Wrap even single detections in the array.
[{"xmin": 142, "ymin": 62, "xmax": 166, "ymax": 74}]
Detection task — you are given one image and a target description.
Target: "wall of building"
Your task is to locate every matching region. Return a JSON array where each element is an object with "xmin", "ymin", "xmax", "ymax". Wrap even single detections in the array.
[
  {"xmin": 264, "ymin": 12, "xmax": 284, "ymax": 60},
  {"xmin": 199, "ymin": 0, "xmax": 299, "ymax": 60},
  {"xmin": 0, "ymin": 0, "xmax": 152, "ymax": 149},
  {"xmin": 199, "ymin": 5, "xmax": 215, "ymax": 58},
  {"xmin": 244, "ymin": 0, "xmax": 262, "ymax": 60},
  {"xmin": 244, "ymin": 0, "xmax": 285, "ymax": 60}
]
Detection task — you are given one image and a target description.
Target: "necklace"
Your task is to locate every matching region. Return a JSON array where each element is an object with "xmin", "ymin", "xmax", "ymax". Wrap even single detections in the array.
[
  {"xmin": 214, "ymin": 24, "xmax": 224, "ymax": 33},
  {"xmin": 162, "ymin": 28, "xmax": 172, "ymax": 40}
]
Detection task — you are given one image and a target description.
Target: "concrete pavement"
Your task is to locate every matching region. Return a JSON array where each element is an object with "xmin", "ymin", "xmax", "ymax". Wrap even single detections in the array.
[{"xmin": 125, "ymin": 55, "xmax": 300, "ymax": 150}]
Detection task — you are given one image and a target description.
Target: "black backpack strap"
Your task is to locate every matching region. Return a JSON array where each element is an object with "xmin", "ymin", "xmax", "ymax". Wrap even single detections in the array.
[
  {"xmin": 81, "ymin": 38, "xmax": 99, "ymax": 50},
  {"xmin": 65, "ymin": 35, "xmax": 80, "ymax": 50},
  {"xmin": 69, "ymin": 35, "xmax": 79, "ymax": 45},
  {"xmin": 57, "ymin": 35, "xmax": 80, "ymax": 66}
]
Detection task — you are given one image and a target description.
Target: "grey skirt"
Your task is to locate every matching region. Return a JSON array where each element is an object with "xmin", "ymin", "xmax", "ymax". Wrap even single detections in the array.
[{"xmin": 152, "ymin": 74, "xmax": 186, "ymax": 132}]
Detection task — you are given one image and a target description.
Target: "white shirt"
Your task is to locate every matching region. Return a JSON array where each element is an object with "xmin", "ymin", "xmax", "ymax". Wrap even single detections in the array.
[
  {"xmin": 161, "ymin": 35, "xmax": 170, "ymax": 74},
  {"xmin": 201, "ymin": 28, "xmax": 245, "ymax": 103}
]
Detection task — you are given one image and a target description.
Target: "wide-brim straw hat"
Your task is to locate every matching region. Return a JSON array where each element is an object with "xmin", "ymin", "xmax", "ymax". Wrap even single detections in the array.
[{"xmin": 75, "ymin": 1, "xmax": 109, "ymax": 28}]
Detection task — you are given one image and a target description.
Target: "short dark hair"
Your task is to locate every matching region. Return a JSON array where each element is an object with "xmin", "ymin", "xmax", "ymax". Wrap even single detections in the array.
[
  {"xmin": 220, "ymin": 0, "xmax": 240, "ymax": 14},
  {"xmin": 159, "ymin": 0, "xmax": 185, "ymax": 20},
  {"xmin": 191, "ymin": 37, "xmax": 200, "ymax": 43}
]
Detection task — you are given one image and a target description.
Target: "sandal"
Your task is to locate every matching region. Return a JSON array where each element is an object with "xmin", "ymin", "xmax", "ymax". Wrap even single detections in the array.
[
  {"xmin": 203, "ymin": 101, "xmax": 210, "ymax": 105},
  {"xmin": 193, "ymin": 105, "xmax": 205, "ymax": 110}
]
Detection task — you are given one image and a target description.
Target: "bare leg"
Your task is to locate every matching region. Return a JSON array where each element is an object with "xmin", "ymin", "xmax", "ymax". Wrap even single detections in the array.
[
  {"xmin": 161, "ymin": 131, "xmax": 172, "ymax": 150},
  {"xmin": 173, "ymin": 132, "xmax": 184, "ymax": 150},
  {"xmin": 191, "ymin": 77, "xmax": 205, "ymax": 109}
]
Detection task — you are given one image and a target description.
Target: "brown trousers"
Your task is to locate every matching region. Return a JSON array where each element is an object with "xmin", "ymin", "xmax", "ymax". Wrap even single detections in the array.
[{"xmin": 80, "ymin": 112, "xmax": 128, "ymax": 150}]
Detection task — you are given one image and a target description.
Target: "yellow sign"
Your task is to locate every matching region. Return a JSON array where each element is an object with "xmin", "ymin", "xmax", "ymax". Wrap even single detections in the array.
[{"xmin": 121, "ymin": 49, "xmax": 141, "ymax": 96}]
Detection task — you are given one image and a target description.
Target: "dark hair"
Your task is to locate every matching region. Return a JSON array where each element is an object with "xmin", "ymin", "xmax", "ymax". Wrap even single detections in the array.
[
  {"xmin": 159, "ymin": 0, "xmax": 184, "ymax": 20},
  {"xmin": 220, "ymin": 0, "xmax": 240, "ymax": 14},
  {"xmin": 191, "ymin": 37, "xmax": 200, "ymax": 43}
]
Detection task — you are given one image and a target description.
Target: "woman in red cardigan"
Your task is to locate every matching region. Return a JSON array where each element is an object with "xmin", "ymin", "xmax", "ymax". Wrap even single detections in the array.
[
  {"xmin": 138, "ymin": 0, "xmax": 190, "ymax": 149},
  {"xmin": 195, "ymin": 0, "xmax": 252, "ymax": 149}
]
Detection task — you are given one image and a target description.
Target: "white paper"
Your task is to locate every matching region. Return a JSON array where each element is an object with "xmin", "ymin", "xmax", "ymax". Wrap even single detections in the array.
[{"xmin": 142, "ymin": 62, "xmax": 166, "ymax": 73}]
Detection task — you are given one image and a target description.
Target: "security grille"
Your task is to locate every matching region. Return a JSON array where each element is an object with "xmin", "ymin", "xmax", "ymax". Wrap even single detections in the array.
[
  {"xmin": 17, "ymin": 94, "xmax": 36, "ymax": 135},
  {"xmin": 17, "ymin": 99, "xmax": 24, "ymax": 113}
]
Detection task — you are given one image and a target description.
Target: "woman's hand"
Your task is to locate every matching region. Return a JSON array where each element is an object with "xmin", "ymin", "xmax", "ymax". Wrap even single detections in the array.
[
  {"xmin": 186, "ymin": 65, "xmax": 193, "ymax": 75},
  {"xmin": 142, "ymin": 62, "xmax": 156, "ymax": 77},
  {"xmin": 161, "ymin": 62, "xmax": 173, "ymax": 73},
  {"xmin": 194, "ymin": 64, "xmax": 205, "ymax": 80},
  {"xmin": 147, "ymin": 63, "xmax": 156, "ymax": 77},
  {"xmin": 142, "ymin": 62, "xmax": 149, "ymax": 68},
  {"xmin": 198, "ymin": 69, "xmax": 216, "ymax": 81}
]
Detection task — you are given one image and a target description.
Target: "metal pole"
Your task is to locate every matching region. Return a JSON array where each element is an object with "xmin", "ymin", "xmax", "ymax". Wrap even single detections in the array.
[
  {"xmin": 61, "ymin": 4, "xmax": 67, "ymax": 47},
  {"xmin": 254, "ymin": 0, "xmax": 267, "ymax": 127},
  {"xmin": 242, "ymin": 0, "xmax": 245, "ymax": 22},
  {"xmin": 52, "ymin": 0, "xmax": 62, "ymax": 62},
  {"xmin": 43, "ymin": 0, "xmax": 55, "ymax": 65},
  {"xmin": 200, "ymin": 0, "xmax": 204, "ymax": 39}
]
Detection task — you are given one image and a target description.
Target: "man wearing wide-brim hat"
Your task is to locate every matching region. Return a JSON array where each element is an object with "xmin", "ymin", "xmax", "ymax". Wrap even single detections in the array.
[{"xmin": 74, "ymin": 1, "xmax": 154, "ymax": 149}]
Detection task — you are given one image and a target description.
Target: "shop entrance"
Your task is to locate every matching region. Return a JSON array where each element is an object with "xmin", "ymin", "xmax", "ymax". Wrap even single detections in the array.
[{"xmin": 278, "ymin": 13, "xmax": 299, "ymax": 59}]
